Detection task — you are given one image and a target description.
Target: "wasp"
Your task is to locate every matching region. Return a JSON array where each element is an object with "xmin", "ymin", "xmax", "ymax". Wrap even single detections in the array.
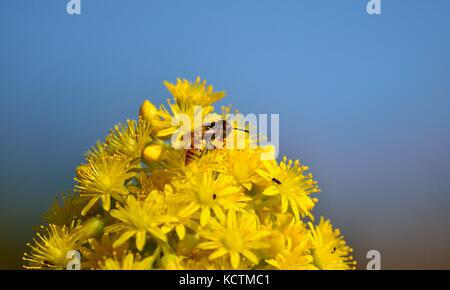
[{"xmin": 184, "ymin": 119, "xmax": 249, "ymax": 165}]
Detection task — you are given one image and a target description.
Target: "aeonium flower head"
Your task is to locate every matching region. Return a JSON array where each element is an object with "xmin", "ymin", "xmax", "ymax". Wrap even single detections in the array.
[{"xmin": 24, "ymin": 77, "xmax": 356, "ymax": 270}]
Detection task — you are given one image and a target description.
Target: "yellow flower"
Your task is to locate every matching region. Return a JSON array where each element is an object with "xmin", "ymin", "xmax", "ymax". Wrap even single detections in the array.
[
  {"xmin": 43, "ymin": 192, "xmax": 88, "ymax": 226},
  {"xmin": 75, "ymin": 154, "xmax": 136, "ymax": 215},
  {"xmin": 308, "ymin": 218, "xmax": 356, "ymax": 270},
  {"xmin": 198, "ymin": 211, "xmax": 269, "ymax": 269},
  {"xmin": 159, "ymin": 253, "xmax": 186, "ymax": 270},
  {"xmin": 161, "ymin": 148, "xmax": 223, "ymax": 180},
  {"xmin": 161, "ymin": 184, "xmax": 200, "ymax": 240},
  {"xmin": 80, "ymin": 233, "xmax": 129, "ymax": 269},
  {"xmin": 219, "ymin": 149, "xmax": 264, "ymax": 191},
  {"xmin": 106, "ymin": 118, "xmax": 153, "ymax": 159},
  {"xmin": 256, "ymin": 156, "xmax": 319, "ymax": 220},
  {"xmin": 266, "ymin": 243, "xmax": 316, "ymax": 270},
  {"xmin": 153, "ymin": 99, "xmax": 225, "ymax": 152},
  {"xmin": 23, "ymin": 223, "xmax": 86, "ymax": 269},
  {"xmin": 265, "ymin": 214, "xmax": 315, "ymax": 269},
  {"xmin": 100, "ymin": 252, "xmax": 158, "ymax": 270},
  {"xmin": 141, "ymin": 169, "xmax": 172, "ymax": 193},
  {"xmin": 104, "ymin": 193, "xmax": 176, "ymax": 251},
  {"xmin": 174, "ymin": 170, "xmax": 250, "ymax": 227},
  {"xmin": 164, "ymin": 77, "xmax": 225, "ymax": 107}
]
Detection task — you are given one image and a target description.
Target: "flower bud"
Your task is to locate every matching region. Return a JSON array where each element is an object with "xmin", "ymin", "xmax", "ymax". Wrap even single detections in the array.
[
  {"xmin": 139, "ymin": 100, "xmax": 158, "ymax": 121},
  {"xmin": 77, "ymin": 217, "xmax": 104, "ymax": 240},
  {"xmin": 142, "ymin": 143, "xmax": 164, "ymax": 163}
]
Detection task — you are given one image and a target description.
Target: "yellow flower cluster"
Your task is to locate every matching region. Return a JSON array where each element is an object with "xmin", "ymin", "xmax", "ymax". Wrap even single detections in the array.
[{"xmin": 24, "ymin": 77, "xmax": 356, "ymax": 270}]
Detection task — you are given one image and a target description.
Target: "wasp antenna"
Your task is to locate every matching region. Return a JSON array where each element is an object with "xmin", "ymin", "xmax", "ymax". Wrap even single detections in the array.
[{"xmin": 233, "ymin": 128, "xmax": 250, "ymax": 133}]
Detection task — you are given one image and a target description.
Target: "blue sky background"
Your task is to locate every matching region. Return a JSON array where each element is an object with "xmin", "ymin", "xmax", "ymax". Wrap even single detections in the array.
[{"xmin": 1, "ymin": 0, "xmax": 450, "ymax": 269}]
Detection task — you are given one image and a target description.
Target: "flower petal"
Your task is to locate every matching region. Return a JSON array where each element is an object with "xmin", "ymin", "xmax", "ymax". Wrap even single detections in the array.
[
  {"xmin": 175, "ymin": 224, "xmax": 186, "ymax": 240},
  {"xmin": 136, "ymin": 230, "xmax": 146, "ymax": 251},
  {"xmin": 209, "ymin": 248, "xmax": 228, "ymax": 260},
  {"xmin": 241, "ymin": 249, "xmax": 259, "ymax": 265},
  {"xmin": 81, "ymin": 197, "xmax": 99, "ymax": 216},
  {"xmin": 262, "ymin": 186, "xmax": 279, "ymax": 196},
  {"xmin": 230, "ymin": 251, "xmax": 240, "ymax": 269},
  {"xmin": 113, "ymin": 231, "xmax": 135, "ymax": 248},
  {"xmin": 200, "ymin": 207, "xmax": 211, "ymax": 227}
]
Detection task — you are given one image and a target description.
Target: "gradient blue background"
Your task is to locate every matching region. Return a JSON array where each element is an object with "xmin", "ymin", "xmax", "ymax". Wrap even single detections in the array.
[{"xmin": 1, "ymin": 0, "xmax": 449, "ymax": 269}]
